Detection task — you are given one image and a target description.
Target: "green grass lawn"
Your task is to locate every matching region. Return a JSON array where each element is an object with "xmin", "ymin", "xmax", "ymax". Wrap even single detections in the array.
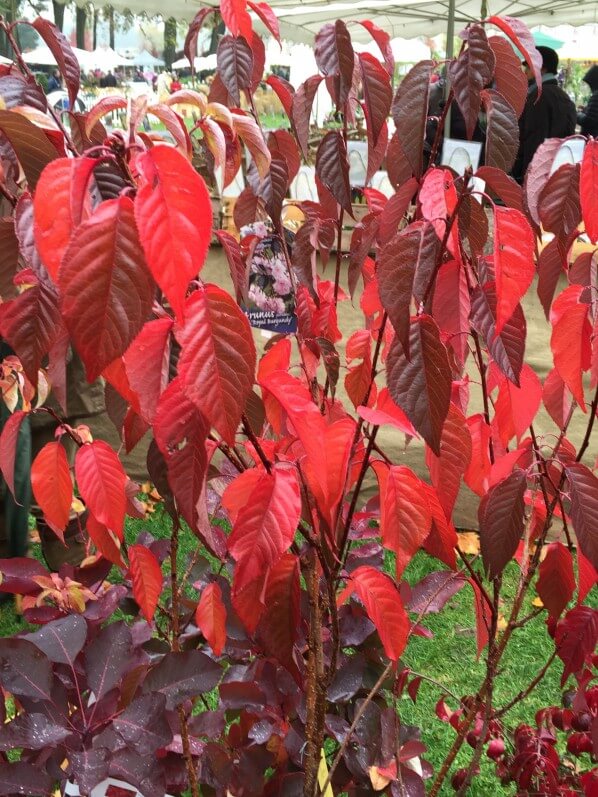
[{"xmin": 1, "ymin": 508, "xmax": 594, "ymax": 796}]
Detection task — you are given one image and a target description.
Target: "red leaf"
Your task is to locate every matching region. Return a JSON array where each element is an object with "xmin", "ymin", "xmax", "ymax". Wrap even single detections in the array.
[
  {"xmin": 581, "ymin": 138, "xmax": 598, "ymax": 244},
  {"xmin": 432, "ymin": 259, "xmax": 470, "ymax": 369},
  {"xmin": 486, "ymin": 16, "xmax": 542, "ymax": 91},
  {"xmin": 344, "ymin": 566, "xmax": 409, "ymax": 661},
  {"xmin": 555, "ymin": 606, "xmax": 598, "ymax": 685},
  {"xmin": 217, "ymin": 35, "xmax": 253, "ymax": 106},
  {"xmin": 134, "ymin": 146, "xmax": 212, "ymax": 320},
  {"xmin": 356, "ymin": 20, "xmax": 394, "ymax": 76},
  {"xmin": 391, "ymin": 60, "xmax": 433, "ymax": 178},
  {"xmin": 220, "ymin": 0, "xmax": 253, "ymax": 39},
  {"xmin": 566, "ymin": 463, "xmax": 598, "ymax": 570},
  {"xmin": 465, "ymin": 414, "xmax": 492, "ymax": 496},
  {"xmin": 32, "ymin": 17, "xmax": 80, "ymax": 109},
  {"xmin": 291, "ymin": 75, "xmax": 322, "ymax": 158},
  {"xmin": 123, "ymin": 318, "xmax": 173, "ymax": 425},
  {"xmin": 487, "ymin": 36, "xmax": 528, "ymax": 119},
  {"xmin": 86, "ymin": 513, "xmax": 124, "ymax": 568},
  {"xmin": 176, "ymin": 285, "xmax": 256, "ymax": 445},
  {"xmin": 257, "ymin": 553, "xmax": 300, "ymax": 678},
  {"xmin": 59, "ymin": 196, "xmax": 155, "ymax": 382},
  {"xmin": 247, "ymin": 1, "xmax": 280, "ymax": 42},
  {"xmin": 493, "ymin": 206, "xmax": 535, "ymax": 334},
  {"xmin": 0, "ymin": 217, "xmax": 18, "ymax": 301},
  {"xmin": 449, "ymin": 25, "xmax": 495, "ymax": 140},
  {"xmin": 420, "ymin": 168, "xmax": 459, "ymax": 257},
  {"xmin": 75, "ymin": 441, "xmax": 127, "ymax": 539},
  {"xmin": 577, "ymin": 550, "xmax": 597, "ymax": 604},
  {"xmin": 266, "ymin": 74, "xmax": 294, "ymax": 119},
  {"xmin": 0, "ymin": 110, "xmax": 58, "ymax": 189},
  {"xmin": 345, "ymin": 359, "xmax": 374, "ymax": 410},
  {"xmin": 426, "ymin": 403, "xmax": 472, "ymax": 519},
  {"xmin": 470, "ymin": 282, "xmax": 525, "ymax": 386},
  {"xmin": 475, "ymin": 166, "xmax": 524, "ymax": 212},
  {"xmin": 359, "ymin": 53, "xmax": 392, "ymax": 148},
  {"xmin": 537, "ymin": 543, "xmax": 575, "ymax": 619},
  {"xmin": 228, "ymin": 465, "xmax": 301, "ymax": 594},
  {"xmin": 524, "ymin": 137, "xmax": 565, "ymax": 228},
  {"xmin": 537, "ymin": 237, "xmax": 567, "ymax": 319},
  {"xmin": 268, "ymin": 129, "xmax": 300, "ymax": 184},
  {"xmin": 30, "ymin": 443, "xmax": 72, "ymax": 540},
  {"xmin": 479, "ymin": 469, "xmax": 527, "ymax": 578},
  {"xmin": 232, "ymin": 110, "xmax": 271, "ymax": 180},
  {"xmin": 375, "ymin": 463, "xmax": 432, "ymax": 578},
  {"xmin": 543, "ymin": 368, "xmax": 573, "ymax": 429},
  {"xmin": 314, "ymin": 21, "xmax": 354, "ymax": 108},
  {"xmin": 184, "ymin": 8, "xmax": 215, "ymax": 66},
  {"xmin": 248, "ymin": 31, "xmax": 265, "ymax": 92},
  {"xmin": 357, "ymin": 388, "xmax": 417, "ymax": 437},
  {"xmin": 0, "ymin": 275, "xmax": 61, "ymax": 386},
  {"xmin": 469, "ymin": 578, "xmax": 491, "ymax": 658},
  {"xmin": 539, "ymin": 164, "xmax": 581, "ymax": 240},
  {"xmin": 33, "ymin": 157, "xmax": 96, "ymax": 281},
  {"xmin": 315, "ymin": 131, "xmax": 352, "ymax": 216},
  {"xmin": 481, "ymin": 88, "xmax": 519, "ymax": 173},
  {"xmin": 196, "ymin": 583, "xmax": 227, "ymax": 656},
  {"xmin": 129, "ymin": 545, "xmax": 162, "ymax": 622},
  {"xmin": 550, "ymin": 286, "xmax": 591, "ymax": 410},
  {"xmin": 494, "ymin": 364, "xmax": 542, "ymax": 446},
  {"xmin": 422, "ymin": 485, "xmax": 458, "ymax": 569},
  {"xmin": 146, "ymin": 104, "xmax": 192, "ymax": 158},
  {"xmin": 0, "ymin": 410, "xmax": 27, "ymax": 499},
  {"xmin": 386, "ymin": 314, "xmax": 452, "ymax": 456}
]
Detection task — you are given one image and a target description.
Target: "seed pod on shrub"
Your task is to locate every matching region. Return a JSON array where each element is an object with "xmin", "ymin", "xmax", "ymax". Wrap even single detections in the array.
[{"xmin": 487, "ymin": 738, "xmax": 505, "ymax": 760}]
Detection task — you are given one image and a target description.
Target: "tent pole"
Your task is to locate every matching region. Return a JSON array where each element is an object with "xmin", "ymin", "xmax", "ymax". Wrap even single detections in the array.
[{"xmin": 443, "ymin": 0, "xmax": 456, "ymax": 135}]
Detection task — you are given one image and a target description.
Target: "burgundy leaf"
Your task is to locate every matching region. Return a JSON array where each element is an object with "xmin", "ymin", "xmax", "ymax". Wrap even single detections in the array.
[
  {"xmin": 32, "ymin": 17, "xmax": 80, "ymax": 109},
  {"xmin": 378, "ymin": 176, "xmax": 419, "ymax": 245},
  {"xmin": 266, "ymin": 74, "xmax": 295, "ymax": 120},
  {"xmin": 538, "ymin": 163, "xmax": 581, "ymax": 239},
  {"xmin": 257, "ymin": 553, "xmax": 300, "ymax": 679},
  {"xmin": 84, "ymin": 621, "xmax": 133, "ymax": 701},
  {"xmin": 378, "ymin": 221, "xmax": 439, "ymax": 355},
  {"xmin": 386, "ymin": 314, "xmax": 452, "ymax": 456},
  {"xmin": 0, "ymin": 557, "xmax": 47, "ymax": 595},
  {"xmin": 23, "ymin": 614, "xmax": 86, "ymax": 666},
  {"xmin": 407, "ymin": 571, "xmax": 467, "ymax": 615},
  {"xmin": 487, "ymin": 15, "xmax": 542, "ymax": 90},
  {"xmin": 0, "ymin": 410, "xmax": 28, "ymax": 500},
  {"xmin": 449, "ymin": 24, "xmax": 495, "ymax": 139},
  {"xmin": 391, "ymin": 60, "xmax": 433, "ymax": 178},
  {"xmin": 555, "ymin": 606, "xmax": 598, "ymax": 685},
  {"xmin": 114, "ymin": 693, "xmax": 172, "ymax": 755},
  {"xmin": 359, "ymin": 52, "xmax": 392, "ymax": 147},
  {"xmin": 470, "ymin": 282, "xmax": 526, "ymax": 386},
  {"xmin": 0, "ymin": 218, "xmax": 18, "ymax": 301},
  {"xmin": 432, "ymin": 258, "xmax": 470, "ymax": 368},
  {"xmin": 537, "ymin": 237, "xmax": 567, "ymax": 318},
  {"xmin": 482, "ymin": 88, "xmax": 519, "ymax": 173},
  {"xmin": 543, "ymin": 368, "xmax": 573, "ymax": 429},
  {"xmin": 123, "ymin": 317, "xmax": 173, "ymax": 425},
  {"xmin": 493, "ymin": 206, "xmax": 535, "ymax": 334},
  {"xmin": 69, "ymin": 751, "xmax": 109, "ymax": 796},
  {"xmin": 524, "ymin": 137, "xmax": 565, "ymax": 228},
  {"xmin": 314, "ymin": 21, "xmax": 354, "ymax": 108},
  {"xmin": 263, "ymin": 153, "xmax": 288, "ymax": 224},
  {"xmin": 479, "ymin": 470, "xmax": 527, "ymax": 578},
  {"xmin": 580, "ymin": 138, "xmax": 598, "ymax": 243},
  {"xmin": 0, "ymin": 638, "xmax": 52, "ymax": 702},
  {"xmin": 475, "ymin": 166, "xmax": 524, "ymax": 212},
  {"xmin": 268, "ymin": 129, "xmax": 301, "ymax": 183},
  {"xmin": 217, "ymin": 35, "xmax": 253, "ymax": 107},
  {"xmin": 425, "ymin": 403, "xmax": 472, "ymax": 519},
  {"xmin": 566, "ymin": 463, "xmax": 598, "ymax": 570},
  {"xmin": 184, "ymin": 7, "xmax": 215, "ymax": 65},
  {"xmin": 536, "ymin": 543, "xmax": 575, "ymax": 619},
  {"xmin": 365, "ymin": 111, "xmax": 388, "ymax": 184},
  {"xmin": 0, "ymin": 73, "xmax": 46, "ymax": 112},
  {"xmin": 0, "ymin": 713, "xmax": 70, "ymax": 751},
  {"xmin": 386, "ymin": 133, "xmax": 415, "ymax": 188},
  {"xmin": 0, "ymin": 762, "xmax": 54, "ymax": 795},
  {"xmin": 142, "ymin": 650, "xmax": 221, "ymax": 709},
  {"xmin": 315, "ymin": 130, "xmax": 352, "ymax": 215},
  {"xmin": 356, "ymin": 20, "xmax": 394, "ymax": 75},
  {"xmin": 0, "ymin": 110, "xmax": 58, "ymax": 189},
  {"xmin": 216, "ymin": 229, "xmax": 247, "ymax": 304},
  {"xmin": 487, "ymin": 36, "xmax": 528, "ymax": 119}
]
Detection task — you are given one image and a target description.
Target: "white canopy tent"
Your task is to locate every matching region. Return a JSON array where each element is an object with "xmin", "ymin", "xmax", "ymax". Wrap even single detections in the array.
[
  {"xmin": 171, "ymin": 52, "xmax": 217, "ymax": 70},
  {"xmin": 130, "ymin": 49, "xmax": 164, "ymax": 68},
  {"xmin": 23, "ymin": 44, "xmax": 95, "ymax": 70},
  {"xmin": 91, "ymin": 46, "xmax": 133, "ymax": 70}
]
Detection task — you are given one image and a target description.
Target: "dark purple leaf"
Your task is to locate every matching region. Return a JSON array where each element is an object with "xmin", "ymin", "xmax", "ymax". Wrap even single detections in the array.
[
  {"xmin": 184, "ymin": 7, "xmax": 215, "ymax": 65},
  {"xmin": 386, "ymin": 314, "xmax": 452, "ymax": 456},
  {"xmin": 475, "ymin": 166, "xmax": 524, "ymax": 213},
  {"xmin": 470, "ymin": 282, "xmax": 526, "ymax": 386},
  {"xmin": 216, "ymin": 229, "xmax": 247, "ymax": 304},
  {"xmin": 0, "ymin": 557, "xmax": 47, "ymax": 595},
  {"xmin": 479, "ymin": 470, "xmax": 527, "ymax": 578},
  {"xmin": 482, "ymin": 88, "xmax": 519, "ymax": 173},
  {"xmin": 488, "ymin": 35, "xmax": 527, "ymax": 119},
  {"xmin": 69, "ymin": 749, "xmax": 109, "ymax": 795},
  {"xmin": 359, "ymin": 53, "xmax": 392, "ymax": 147},
  {"xmin": 391, "ymin": 60, "xmax": 433, "ymax": 178},
  {"xmin": 219, "ymin": 681, "xmax": 266, "ymax": 709},
  {"xmin": 314, "ymin": 21, "xmax": 354, "ymax": 108},
  {"xmin": 315, "ymin": 130, "xmax": 352, "ymax": 215},
  {"xmin": 114, "ymin": 693, "xmax": 172, "ymax": 755},
  {"xmin": 142, "ymin": 650, "xmax": 221, "ymax": 709},
  {"xmin": 0, "ymin": 638, "xmax": 52, "ymax": 702},
  {"xmin": 85, "ymin": 621, "xmax": 133, "ymax": 702},
  {"xmin": 217, "ymin": 35, "xmax": 253, "ymax": 106},
  {"xmin": 407, "ymin": 571, "xmax": 467, "ymax": 615},
  {"xmin": 327, "ymin": 654, "xmax": 365, "ymax": 703},
  {"xmin": 0, "ymin": 218, "xmax": 18, "ymax": 301},
  {"xmin": 0, "ymin": 73, "xmax": 46, "ymax": 112},
  {"xmin": 24, "ymin": 614, "xmax": 87, "ymax": 666},
  {"xmin": 378, "ymin": 221, "xmax": 439, "ymax": 355},
  {"xmin": 0, "ymin": 761, "xmax": 54, "ymax": 795},
  {"xmin": 448, "ymin": 24, "xmax": 495, "ymax": 139},
  {"xmin": 378, "ymin": 177, "xmax": 419, "ymax": 245},
  {"xmin": 109, "ymin": 750, "xmax": 165, "ymax": 797},
  {"xmin": 524, "ymin": 137, "xmax": 564, "ymax": 228},
  {"xmin": 538, "ymin": 163, "xmax": 581, "ymax": 239},
  {"xmin": 555, "ymin": 606, "xmax": 598, "ymax": 685},
  {"xmin": 263, "ymin": 153, "xmax": 288, "ymax": 224},
  {"xmin": 0, "ymin": 713, "xmax": 70, "ymax": 750},
  {"xmin": 32, "ymin": 17, "xmax": 80, "ymax": 109}
]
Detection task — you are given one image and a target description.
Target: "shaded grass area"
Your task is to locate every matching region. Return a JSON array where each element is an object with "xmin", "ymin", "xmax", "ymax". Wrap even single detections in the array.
[{"xmin": 0, "ymin": 508, "xmax": 594, "ymax": 795}]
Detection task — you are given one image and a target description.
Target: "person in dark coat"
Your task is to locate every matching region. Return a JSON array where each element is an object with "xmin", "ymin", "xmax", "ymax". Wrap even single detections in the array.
[
  {"xmin": 578, "ymin": 65, "xmax": 598, "ymax": 137},
  {"xmin": 512, "ymin": 46, "xmax": 576, "ymax": 183},
  {"xmin": 46, "ymin": 69, "xmax": 61, "ymax": 93}
]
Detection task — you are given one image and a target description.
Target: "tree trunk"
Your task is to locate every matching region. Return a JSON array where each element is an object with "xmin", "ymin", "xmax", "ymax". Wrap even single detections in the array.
[
  {"xmin": 75, "ymin": 6, "xmax": 86, "ymax": 50},
  {"xmin": 108, "ymin": 7, "xmax": 115, "ymax": 50},
  {"xmin": 52, "ymin": 0, "xmax": 65, "ymax": 32},
  {"xmin": 163, "ymin": 16, "xmax": 177, "ymax": 69},
  {"xmin": 92, "ymin": 9, "xmax": 98, "ymax": 50}
]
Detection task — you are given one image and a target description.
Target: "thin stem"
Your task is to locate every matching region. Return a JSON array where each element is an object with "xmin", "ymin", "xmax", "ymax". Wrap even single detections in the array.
[
  {"xmin": 241, "ymin": 414, "xmax": 272, "ymax": 473},
  {"xmin": 494, "ymin": 649, "xmax": 558, "ymax": 719},
  {"xmin": 577, "ymin": 384, "xmax": 598, "ymax": 462}
]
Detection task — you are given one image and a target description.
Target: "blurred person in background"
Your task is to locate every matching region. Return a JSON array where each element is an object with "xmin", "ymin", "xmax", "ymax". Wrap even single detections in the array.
[
  {"xmin": 512, "ymin": 46, "xmax": 576, "ymax": 183},
  {"xmin": 577, "ymin": 65, "xmax": 598, "ymax": 136}
]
